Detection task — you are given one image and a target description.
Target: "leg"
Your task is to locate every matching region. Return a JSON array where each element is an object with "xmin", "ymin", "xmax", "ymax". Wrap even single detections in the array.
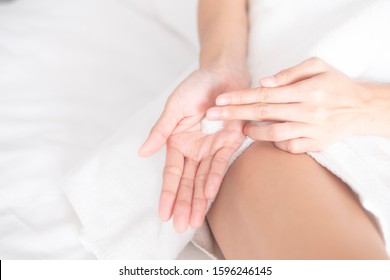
[{"xmin": 207, "ymin": 141, "xmax": 389, "ymax": 259}]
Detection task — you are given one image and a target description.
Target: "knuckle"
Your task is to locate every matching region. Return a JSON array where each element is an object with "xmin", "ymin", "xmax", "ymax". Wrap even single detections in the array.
[
  {"xmin": 312, "ymin": 107, "xmax": 327, "ymax": 121},
  {"xmin": 254, "ymin": 105, "xmax": 268, "ymax": 120},
  {"xmin": 312, "ymin": 88, "xmax": 325, "ymax": 103},
  {"xmin": 180, "ymin": 177, "xmax": 193, "ymax": 190},
  {"xmin": 276, "ymin": 69, "xmax": 292, "ymax": 83},
  {"xmin": 153, "ymin": 125, "xmax": 170, "ymax": 139},
  {"xmin": 257, "ymin": 87, "xmax": 270, "ymax": 103},
  {"xmin": 160, "ymin": 189, "xmax": 176, "ymax": 199},
  {"xmin": 307, "ymin": 56, "xmax": 327, "ymax": 68},
  {"xmin": 208, "ymin": 171, "xmax": 223, "ymax": 182},
  {"xmin": 213, "ymin": 156, "xmax": 229, "ymax": 167},
  {"xmin": 268, "ymin": 125, "xmax": 286, "ymax": 141},
  {"xmin": 308, "ymin": 56, "xmax": 322, "ymax": 64},
  {"xmin": 175, "ymin": 200, "xmax": 191, "ymax": 209},
  {"xmin": 237, "ymin": 93, "xmax": 246, "ymax": 104},
  {"xmin": 164, "ymin": 165, "xmax": 182, "ymax": 177},
  {"xmin": 192, "ymin": 196, "xmax": 206, "ymax": 205},
  {"xmin": 194, "ymin": 173, "xmax": 207, "ymax": 184},
  {"xmin": 225, "ymin": 108, "xmax": 235, "ymax": 119}
]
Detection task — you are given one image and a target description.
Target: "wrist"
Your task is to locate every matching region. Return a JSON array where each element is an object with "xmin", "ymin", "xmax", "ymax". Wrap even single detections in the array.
[
  {"xmin": 199, "ymin": 55, "xmax": 250, "ymax": 86},
  {"xmin": 200, "ymin": 49, "xmax": 246, "ymax": 68},
  {"xmin": 358, "ymin": 82, "xmax": 390, "ymax": 138}
]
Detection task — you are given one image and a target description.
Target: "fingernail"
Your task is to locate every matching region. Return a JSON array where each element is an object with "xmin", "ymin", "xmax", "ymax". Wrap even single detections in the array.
[
  {"xmin": 260, "ymin": 76, "xmax": 277, "ymax": 87},
  {"xmin": 207, "ymin": 108, "xmax": 222, "ymax": 119},
  {"xmin": 216, "ymin": 95, "xmax": 231, "ymax": 105}
]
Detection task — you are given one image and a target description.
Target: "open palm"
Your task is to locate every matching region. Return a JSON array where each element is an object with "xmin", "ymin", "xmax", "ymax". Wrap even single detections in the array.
[
  {"xmin": 139, "ymin": 68, "xmax": 249, "ymax": 232},
  {"xmin": 163, "ymin": 118, "xmax": 244, "ymax": 232}
]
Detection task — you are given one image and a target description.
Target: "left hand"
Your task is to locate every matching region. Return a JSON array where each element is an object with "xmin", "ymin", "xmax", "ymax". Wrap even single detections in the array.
[{"xmin": 206, "ymin": 57, "xmax": 371, "ymax": 153}]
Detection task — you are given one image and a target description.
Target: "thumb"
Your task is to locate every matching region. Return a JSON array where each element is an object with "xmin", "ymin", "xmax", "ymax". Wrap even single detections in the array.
[{"xmin": 138, "ymin": 106, "xmax": 180, "ymax": 157}]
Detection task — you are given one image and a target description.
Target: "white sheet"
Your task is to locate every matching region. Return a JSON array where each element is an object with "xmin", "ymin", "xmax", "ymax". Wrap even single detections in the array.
[{"xmin": 0, "ymin": 0, "xmax": 201, "ymax": 259}]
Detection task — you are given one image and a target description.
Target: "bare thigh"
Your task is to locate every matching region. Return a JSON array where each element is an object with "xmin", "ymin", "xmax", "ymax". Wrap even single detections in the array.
[{"xmin": 207, "ymin": 141, "xmax": 388, "ymax": 259}]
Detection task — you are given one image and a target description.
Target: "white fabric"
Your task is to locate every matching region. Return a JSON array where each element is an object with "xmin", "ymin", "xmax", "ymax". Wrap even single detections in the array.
[
  {"xmin": 3, "ymin": 0, "xmax": 390, "ymax": 260},
  {"xmin": 0, "ymin": 0, "xmax": 200, "ymax": 259},
  {"xmin": 65, "ymin": 68, "xmax": 198, "ymax": 259}
]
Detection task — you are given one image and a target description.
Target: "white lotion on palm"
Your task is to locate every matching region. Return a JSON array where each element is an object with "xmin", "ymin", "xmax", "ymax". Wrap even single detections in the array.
[{"xmin": 201, "ymin": 117, "xmax": 224, "ymax": 135}]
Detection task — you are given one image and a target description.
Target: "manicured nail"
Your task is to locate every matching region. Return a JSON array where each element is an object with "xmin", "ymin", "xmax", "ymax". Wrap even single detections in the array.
[
  {"xmin": 260, "ymin": 76, "xmax": 277, "ymax": 87},
  {"xmin": 207, "ymin": 108, "xmax": 222, "ymax": 119},
  {"xmin": 216, "ymin": 95, "xmax": 231, "ymax": 105}
]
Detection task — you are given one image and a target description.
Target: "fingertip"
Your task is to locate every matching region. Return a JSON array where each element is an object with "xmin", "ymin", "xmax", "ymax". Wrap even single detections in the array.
[
  {"xmin": 259, "ymin": 76, "xmax": 278, "ymax": 87},
  {"xmin": 173, "ymin": 215, "xmax": 188, "ymax": 233},
  {"xmin": 137, "ymin": 136, "xmax": 163, "ymax": 157},
  {"xmin": 205, "ymin": 173, "xmax": 223, "ymax": 199},
  {"xmin": 206, "ymin": 108, "xmax": 222, "ymax": 120},
  {"xmin": 190, "ymin": 204, "xmax": 207, "ymax": 229},
  {"xmin": 204, "ymin": 184, "xmax": 218, "ymax": 200},
  {"xmin": 190, "ymin": 215, "xmax": 204, "ymax": 229},
  {"xmin": 137, "ymin": 136, "xmax": 153, "ymax": 157},
  {"xmin": 159, "ymin": 208, "xmax": 172, "ymax": 222},
  {"xmin": 137, "ymin": 146, "xmax": 149, "ymax": 157},
  {"xmin": 216, "ymin": 95, "xmax": 231, "ymax": 106},
  {"xmin": 159, "ymin": 193, "xmax": 175, "ymax": 222}
]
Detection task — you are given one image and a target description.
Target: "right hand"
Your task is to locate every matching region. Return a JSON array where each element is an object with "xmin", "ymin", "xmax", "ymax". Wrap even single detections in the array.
[{"xmin": 138, "ymin": 67, "xmax": 250, "ymax": 232}]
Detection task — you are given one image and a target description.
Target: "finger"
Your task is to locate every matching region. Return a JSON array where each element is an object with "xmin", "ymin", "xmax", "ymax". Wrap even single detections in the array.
[
  {"xmin": 138, "ymin": 105, "xmax": 180, "ymax": 157},
  {"xmin": 260, "ymin": 57, "xmax": 329, "ymax": 87},
  {"xmin": 216, "ymin": 85, "xmax": 303, "ymax": 106},
  {"xmin": 159, "ymin": 146, "xmax": 184, "ymax": 221},
  {"xmin": 190, "ymin": 156, "xmax": 212, "ymax": 228},
  {"xmin": 274, "ymin": 138, "xmax": 323, "ymax": 154},
  {"xmin": 244, "ymin": 122, "xmax": 313, "ymax": 142},
  {"xmin": 205, "ymin": 146, "xmax": 236, "ymax": 200},
  {"xmin": 173, "ymin": 158, "xmax": 198, "ymax": 232},
  {"xmin": 207, "ymin": 103, "xmax": 307, "ymax": 123}
]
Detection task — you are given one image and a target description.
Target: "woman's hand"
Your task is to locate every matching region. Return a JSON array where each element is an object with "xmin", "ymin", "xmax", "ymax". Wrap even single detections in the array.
[
  {"xmin": 207, "ymin": 57, "xmax": 374, "ymax": 154},
  {"xmin": 139, "ymin": 67, "xmax": 248, "ymax": 232}
]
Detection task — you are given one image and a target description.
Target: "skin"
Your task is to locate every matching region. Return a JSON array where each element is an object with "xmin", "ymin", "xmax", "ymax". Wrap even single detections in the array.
[
  {"xmin": 207, "ymin": 141, "xmax": 389, "ymax": 259},
  {"xmin": 138, "ymin": 0, "xmax": 249, "ymax": 232},
  {"xmin": 207, "ymin": 57, "xmax": 390, "ymax": 153},
  {"xmin": 139, "ymin": 0, "xmax": 390, "ymax": 258}
]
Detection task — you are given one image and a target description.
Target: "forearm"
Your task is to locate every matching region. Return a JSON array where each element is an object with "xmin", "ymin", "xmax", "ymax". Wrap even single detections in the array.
[
  {"xmin": 198, "ymin": 0, "xmax": 248, "ymax": 72},
  {"xmin": 361, "ymin": 82, "xmax": 390, "ymax": 138}
]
